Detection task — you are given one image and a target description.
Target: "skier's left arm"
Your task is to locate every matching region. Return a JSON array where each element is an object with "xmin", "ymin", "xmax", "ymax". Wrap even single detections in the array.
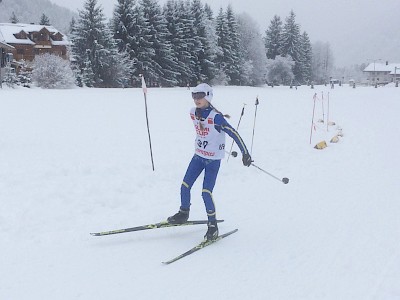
[{"xmin": 214, "ymin": 114, "xmax": 253, "ymax": 166}]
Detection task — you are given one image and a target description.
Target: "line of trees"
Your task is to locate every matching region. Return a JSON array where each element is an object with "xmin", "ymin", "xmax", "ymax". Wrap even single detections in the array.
[
  {"xmin": 264, "ymin": 12, "xmax": 312, "ymax": 85},
  {"xmin": 69, "ymin": 0, "xmax": 317, "ymax": 88},
  {"xmin": 9, "ymin": 11, "xmax": 51, "ymax": 26}
]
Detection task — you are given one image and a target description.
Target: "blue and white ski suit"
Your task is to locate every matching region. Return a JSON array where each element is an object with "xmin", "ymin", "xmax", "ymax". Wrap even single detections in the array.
[{"xmin": 180, "ymin": 106, "xmax": 249, "ymax": 221}]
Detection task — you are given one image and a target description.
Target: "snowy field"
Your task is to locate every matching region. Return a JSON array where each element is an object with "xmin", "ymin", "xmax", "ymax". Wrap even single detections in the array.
[{"xmin": 1, "ymin": 84, "xmax": 399, "ymax": 299}]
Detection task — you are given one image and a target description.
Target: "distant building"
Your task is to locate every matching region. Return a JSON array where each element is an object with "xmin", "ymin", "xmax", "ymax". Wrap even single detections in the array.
[
  {"xmin": 0, "ymin": 23, "xmax": 70, "ymax": 62},
  {"xmin": 363, "ymin": 62, "xmax": 400, "ymax": 85},
  {"xmin": 390, "ymin": 67, "xmax": 400, "ymax": 83}
]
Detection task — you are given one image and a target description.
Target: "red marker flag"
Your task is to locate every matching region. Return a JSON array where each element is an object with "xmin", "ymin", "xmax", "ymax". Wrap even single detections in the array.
[{"xmin": 141, "ymin": 75, "xmax": 148, "ymax": 94}]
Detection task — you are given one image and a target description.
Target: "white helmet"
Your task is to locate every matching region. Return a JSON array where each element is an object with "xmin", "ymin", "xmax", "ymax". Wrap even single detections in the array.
[{"xmin": 192, "ymin": 83, "xmax": 213, "ymax": 102}]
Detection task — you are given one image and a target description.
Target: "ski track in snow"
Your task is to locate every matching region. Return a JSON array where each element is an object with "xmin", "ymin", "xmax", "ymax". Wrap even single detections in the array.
[{"xmin": 1, "ymin": 85, "xmax": 399, "ymax": 299}]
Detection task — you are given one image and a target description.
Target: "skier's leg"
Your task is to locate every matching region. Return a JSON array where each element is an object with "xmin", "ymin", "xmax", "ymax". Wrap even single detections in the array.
[
  {"xmin": 180, "ymin": 155, "xmax": 205, "ymax": 210},
  {"xmin": 201, "ymin": 159, "xmax": 221, "ymax": 222}
]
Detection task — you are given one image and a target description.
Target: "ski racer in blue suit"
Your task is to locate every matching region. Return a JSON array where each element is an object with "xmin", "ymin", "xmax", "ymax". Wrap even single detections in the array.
[{"xmin": 167, "ymin": 83, "xmax": 252, "ymax": 241}]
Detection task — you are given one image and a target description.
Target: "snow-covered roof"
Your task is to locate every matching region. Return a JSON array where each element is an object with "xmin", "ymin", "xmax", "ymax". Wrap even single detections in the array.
[
  {"xmin": 0, "ymin": 29, "xmax": 15, "ymax": 50},
  {"xmin": 390, "ymin": 67, "xmax": 400, "ymax": 75},
  {"xmin": 364, "ymin": 62, "xmax": 400, "ymax": 73},
  {"xmin": 0, "ymin": 40, "xmax": 15, "ymax": 50},
  {"xmin": 0, "ymin": 23, "xmax": 70, "ymax": 46}
]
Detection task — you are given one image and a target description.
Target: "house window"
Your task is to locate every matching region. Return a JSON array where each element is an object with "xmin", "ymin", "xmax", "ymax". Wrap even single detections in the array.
[{"xmin": 17, "ymin": 48, "xmax": 25, "ymax": 55}]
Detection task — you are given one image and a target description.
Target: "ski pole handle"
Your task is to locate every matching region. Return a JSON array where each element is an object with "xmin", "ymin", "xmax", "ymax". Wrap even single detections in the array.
[{"xmin": 225, "ymin": 150, "xmax": 238, "ymax": 157}]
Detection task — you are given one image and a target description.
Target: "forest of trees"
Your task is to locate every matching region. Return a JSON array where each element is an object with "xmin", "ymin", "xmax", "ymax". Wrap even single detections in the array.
[
  {"xmin": 263, "ymin": 12, "xmax": 312, "ymax": 86},
  {"xmin": 3, "ymin": 0, "xmax": 345, "ymax": 88},
  {"xmin": 67, "ymin": 0, "xmax": 320, "ymax": 88}
]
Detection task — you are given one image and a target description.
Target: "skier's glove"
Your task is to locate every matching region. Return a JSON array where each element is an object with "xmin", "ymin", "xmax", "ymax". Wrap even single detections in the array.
[{"xmin": 242, "ymin": 153, "xmax": 253, "ymax": 167}]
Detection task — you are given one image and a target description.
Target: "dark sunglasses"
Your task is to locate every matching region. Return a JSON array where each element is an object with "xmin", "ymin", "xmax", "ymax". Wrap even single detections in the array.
[{"xmin": 192, "ymin": 92, "xmax": 206, "ymax": 100}]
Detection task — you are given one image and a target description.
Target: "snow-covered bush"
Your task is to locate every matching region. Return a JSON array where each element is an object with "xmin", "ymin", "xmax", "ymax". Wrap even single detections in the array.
[
  {"xmin": 17, "ymin": 60, "xmax": 32, "ymax": 88},
  {"xmin": 2, "ymin": 62, "xmax": 18, "ymax": 88},
  {"xmin": 211, "ymin": 69, "xmax": 230, "ymax": 86},
  {"xmin": 266, "ymin": 55, "xmax": 295, "ymax": 86},
  {"xmin": 32, "ymin": 53, "xmax": 75, "ymax": 89}
]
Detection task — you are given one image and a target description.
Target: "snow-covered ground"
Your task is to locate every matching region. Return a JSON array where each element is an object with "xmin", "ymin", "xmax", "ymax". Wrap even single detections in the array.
[{"xmin": 1, "ymin": 84, "xmax": 399, "ymax": 299}]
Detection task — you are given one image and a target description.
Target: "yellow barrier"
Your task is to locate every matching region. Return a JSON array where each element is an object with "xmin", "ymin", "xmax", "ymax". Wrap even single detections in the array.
[
  {"xmin": 330, "ymin": 136, "xmax": 339, "ymax": 143},
  {"xmin": 314, "ymin": 141, "xmax": 327, "ymax": 149}
]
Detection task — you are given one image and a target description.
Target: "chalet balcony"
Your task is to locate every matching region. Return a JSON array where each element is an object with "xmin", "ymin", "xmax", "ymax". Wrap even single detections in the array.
[{"xmin": 34, "ymin": 41, "xmax": 52, "ymax": 48}]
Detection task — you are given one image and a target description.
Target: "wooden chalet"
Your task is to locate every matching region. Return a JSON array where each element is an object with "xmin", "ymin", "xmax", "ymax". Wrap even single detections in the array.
[{"xmin": 0, "ymin": 23, "xmax": 70, "ymax": 63}]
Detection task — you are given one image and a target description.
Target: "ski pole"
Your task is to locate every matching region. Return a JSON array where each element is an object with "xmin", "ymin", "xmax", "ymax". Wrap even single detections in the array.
[
  {"xmin": 321, "ymin": 91, "xmax": 325, "ymax": 124},
  {"xmin": 141, "ymin": 74, "xmax": 155, "ymax": 171},
  {"xmin": 251, "ymin": 163, "xmax": 289, "ymax": 184},
  {"xmin": 250, "ymin": 96, "xmax": 259, "ymax": 156},
  {"xmin": 309, "ymin": 93, "xmax": 317, "ymax": 144},
  {"xmin": 227, "ymin": 103, "xmax": 246, "ymax": 162},
  {"xmin": 226, "ymin": 151, "xmax": 289, "ymax": 184},
  {"xmin": 327, "ymin": 92, "xmax": 330, "ymax": 131}
]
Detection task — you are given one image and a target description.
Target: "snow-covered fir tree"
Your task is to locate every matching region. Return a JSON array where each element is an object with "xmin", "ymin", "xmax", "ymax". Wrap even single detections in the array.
[
  {"xmin": 112, "ymin": 0, "xmax": 136, "ymax": 54},
  {"xmin": 163, "ymin": 0, "xmax": 185, "ymax": 85},
  {"xmin": 264, "ymin": 15, "xmax": 282, "ymax": 59},
  {"xmin": 103, "ymin": 39, "xmax": 133, "ymax": 87},
  {"xmin": 128, "ymin": 2, "xmax": 154, "ymax": 85},
  {"xmin": 184, "ymin": 0, "xmax": 203, "ymax": 84},
  {"xmin": 299, "ymin": 31, "xmax": 312, "ymax": 84},
  {"xmin": 139, "ymin": 0, "xmax": 178, "ymax": 86},
  {"xmin": 82, "ymin": 50, "xmax": 95, "ymax": 87},
  {"xmin": 164, "ymin": 0, "xmax": 197, "ymax": 86},
  {"xmin": 32, "ymin": 53, "xmax": 75, "ymax": 88},
  {"xmin": 39, "ymin": 13, "xmax": 50, "ymax": 25},
  {"xmin": 190, "ymin": 0, "xmax": 218, "ymax": 83},
  {"xmin": 180, "ymin": 0, "xmax": 202, "ymax": 85},
  {"xmin": 281, "ymin": 10, "xmax": 302, "ymax": 83},
  {"xmin": 70, "ymin": 0, "xmax": 106, "ymax": 86},
  {"xmin": 9, "ymin": 12, "xmax": 19, "ymax": 23},
  {"xmin": 215, "ymin": 8, "xmax": 231, "ymax": 85},
  {"xmin": 69, "ymin": 17, "xmax": 76, "ymax": 34},
  {"xmin": 203, "ymin": 3, "xmax": 213, "ymax": 20},
  {"xmin": 70, "ymin": 0, "xmax": 132, "ymax": 87},
  {"xmin": 203, "ymin": 3, "xmax": 222, "ymax": 80},
  {"xmin": 111, "ymin": 0, "xmax": 141, "ymax": 83},
  {"xmin": 224, "ymin": 5, "xmax": 241, "ymax": 85}
]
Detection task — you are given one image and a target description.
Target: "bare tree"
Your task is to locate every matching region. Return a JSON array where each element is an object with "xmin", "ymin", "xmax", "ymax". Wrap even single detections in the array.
[{"xmin": 312, "ymin": 41, "xmax": 334, "ymax": 84}]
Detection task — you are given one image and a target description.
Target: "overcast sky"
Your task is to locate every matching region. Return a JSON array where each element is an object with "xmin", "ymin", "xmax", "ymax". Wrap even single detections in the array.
[{"xmin": 49, "ymin": 0, "xmax": 400, "ymax": 67}]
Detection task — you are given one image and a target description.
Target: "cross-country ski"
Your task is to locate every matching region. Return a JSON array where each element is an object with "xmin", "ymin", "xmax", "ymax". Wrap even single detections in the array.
[
  {"xmin": 90, "ymin": 220, "xmax": 224, "ymax": 236},
  {"xmin": 163, "ymin": 229, "xmax": 239, "ymax": 265}
]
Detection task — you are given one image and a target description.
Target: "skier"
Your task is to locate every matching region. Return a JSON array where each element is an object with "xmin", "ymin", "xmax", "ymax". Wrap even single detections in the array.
[{"xmin": 167, "ymin": 83, "xmax": 252, "ymax": 240}]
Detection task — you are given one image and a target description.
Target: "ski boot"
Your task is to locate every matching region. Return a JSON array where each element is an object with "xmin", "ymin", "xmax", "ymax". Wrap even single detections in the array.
[
  {"xmin": 204, "ymin": 220, "xmax": 219, "ymax": 241},
  {"xmin": 167, "ymin": 208, "xmax": 189, "ymax": 224}
]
